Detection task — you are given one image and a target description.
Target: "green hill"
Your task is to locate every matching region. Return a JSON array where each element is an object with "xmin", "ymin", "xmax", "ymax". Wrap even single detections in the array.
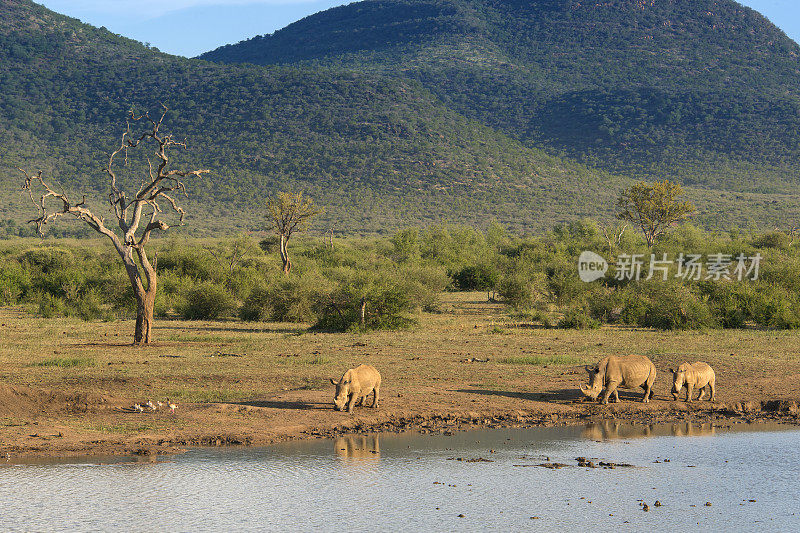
[
  {"xmin": 1, "ymin": 0, "xmax": 799, "ymax": 237},
  {"xmin": 0, "ymin": 0, "xmax": 641, "ymax": 236},
  {"xmin": 201, "ymin": 0, "xmax": 800, "ymax": 195}
]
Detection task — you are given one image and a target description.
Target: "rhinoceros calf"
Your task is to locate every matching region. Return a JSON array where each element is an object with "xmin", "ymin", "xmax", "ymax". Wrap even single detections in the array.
[
  {"xmin": 329, "ymin": 364, "xmax": 381, "ymax": 413},
  {"xmin": 670, "ymin": 362, "xmax": 716, "ymax": 402},
  {"xmin": 580, "ymin": 355, "xmax": 656, "ymax": 405}
]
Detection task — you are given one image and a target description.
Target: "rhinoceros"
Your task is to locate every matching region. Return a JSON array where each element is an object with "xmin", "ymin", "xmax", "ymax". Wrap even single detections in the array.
[
  {"xmin": 670, "ymin": 362, "xmax": 716, "ymax": 402},
  {"xmin": 329, "ymin": 364, "xmax": 381, "ymax": 413},
  {"xmin": 580, "ymin": 355, "xmax": 656, "ymax": 405}
]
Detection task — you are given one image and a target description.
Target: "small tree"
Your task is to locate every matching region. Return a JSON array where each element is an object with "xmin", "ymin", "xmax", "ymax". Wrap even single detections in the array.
[
  {"xmin": 265, "ymin": 191, "xmax": 321, "ymax": 274},
  {"xmin": 20, "ymin": 106, "xmax": 207, "ymax": 344},
  {"xmin": 616, "ymin": 180, "xmax": 695, "ymax": 247}
]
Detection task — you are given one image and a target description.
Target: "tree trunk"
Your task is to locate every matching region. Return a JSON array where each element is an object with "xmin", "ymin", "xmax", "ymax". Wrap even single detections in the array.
[
  {"xmin": 279, "ymin": 234, "xmax": 291, "ymax": 274},
  {"xmin": 134, "ymin": 290, "xmax": 155, "ymax": 345},
  {"xmin": 360, "ymin": 297, "xmax": 366, "ymax": 326}
]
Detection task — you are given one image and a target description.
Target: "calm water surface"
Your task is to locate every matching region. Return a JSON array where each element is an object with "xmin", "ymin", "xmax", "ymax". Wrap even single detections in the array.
[{"xmin": 1, "ymin": 421, "xmax": 799, "ymax": 531}]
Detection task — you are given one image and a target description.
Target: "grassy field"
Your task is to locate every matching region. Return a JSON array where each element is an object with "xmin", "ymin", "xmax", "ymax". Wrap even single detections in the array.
[{"xmin": 1, "ymin": 292, "xmax": 799, "ymax": 457}]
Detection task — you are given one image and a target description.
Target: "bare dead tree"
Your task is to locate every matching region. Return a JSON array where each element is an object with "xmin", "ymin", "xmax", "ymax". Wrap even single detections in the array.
[
  {"xmin": 265, "ymin": 191, "xmax": 322, "ymax": 274},
  {"xmin": 20, "ymin": 106, "xmax": 208, "ymax": 344},
  {"xmin": 600, "ymin": 222, "xmax": 628, "ymax": 250}
]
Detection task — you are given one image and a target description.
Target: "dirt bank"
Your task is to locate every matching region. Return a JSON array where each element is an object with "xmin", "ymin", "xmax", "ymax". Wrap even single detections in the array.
[
  {"xmin": 2, "ymin": 381, "xmax": 798, "ymax": 459},
  {"xmin": 2, "ymin": 293, "xmax": 800, "ymax": 459}
]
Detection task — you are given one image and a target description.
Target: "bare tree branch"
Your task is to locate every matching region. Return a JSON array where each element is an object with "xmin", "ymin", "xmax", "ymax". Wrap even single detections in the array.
[{"xmin": 19, "ymin": 106, "xmax": 208, "ymax": 344}]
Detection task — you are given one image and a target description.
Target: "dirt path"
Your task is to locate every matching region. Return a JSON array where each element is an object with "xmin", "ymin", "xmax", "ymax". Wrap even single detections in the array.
[{"xmin": 1, "ymin": 294, "xmax": 799, "ymax": 458}]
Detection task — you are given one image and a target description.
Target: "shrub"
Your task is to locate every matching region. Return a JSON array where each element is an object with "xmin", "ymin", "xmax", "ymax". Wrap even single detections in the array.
[
  {"xmin": 402, "ymin": 265, "xmax": 447, "ymax": 311},
  {"xmin": 239, "ymin": 285, "xmax": 272, "ymax": 321},
  {"xmin": 451, "ymin": 264, "xmax": 500, "ymax": 291},
  {"xmin": 259, "ymin": 236, "xmax": 280, "ymax": 253},
  {"xmin": 558, "ymin": 307, "xmax": 600, "ymax": 329},
  {"xmin": 751, "ymin": 231, "xmax": 791, "ymax": 250},
  {"xmin": 75, "ymin": 288, "xmax": 113, "ymax": 321},
  {"xmin": 748, "ymin": 284, "xmax": 800, "ymax": 329},
  {"xmin": 545, "ymin": 263, "xmax": 586, "ymax": 305},
  {"xmin": 314, "ymin": 274, "xmax": 418, "ymax": 332},
  {"xmin": 37, "ymin": 292, "xmax": 67, "ymax": 318},
  {"xmin": 631, "ymin": 282, "xmax": 716, "ymax": 330},
  {"xmin": 178, "ymin": 281, "xmax": 236, "ymax": 320},
  {"xmin": 698, "ymin": 282, "xmax": 753, "ymax": 328},
  {"xmin": 157, "ymin": 244, "xmax": 221, "ymax": 282},
  {"xmin": 265, "ymin": 274, "xmax": 332, "ymax": 323},
  {"xmin": 497, "ymin": 274, "xmax": 538, "ymax": 310},
  {"xmin": 0, "ymin": 261, "xmax": 30, "ymax": 305}
]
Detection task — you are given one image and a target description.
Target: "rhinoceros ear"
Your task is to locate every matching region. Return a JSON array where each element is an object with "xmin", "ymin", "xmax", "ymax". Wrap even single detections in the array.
[
  {"xmin": 584, "ymin": 365, "xmax": 593, "ymax": 373},
  {"xmin": 329, "ymin": 378, "xmax": 338, "ymax": 386},
  {"xmin": 668, "ymin": 368, "xmax": 675, "ymax": 374}
]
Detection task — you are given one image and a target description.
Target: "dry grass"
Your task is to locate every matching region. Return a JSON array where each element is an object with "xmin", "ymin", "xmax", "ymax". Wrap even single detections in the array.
[{"xmin": 1, "ymin": 291, "xmax": 800, "ymax": 447}]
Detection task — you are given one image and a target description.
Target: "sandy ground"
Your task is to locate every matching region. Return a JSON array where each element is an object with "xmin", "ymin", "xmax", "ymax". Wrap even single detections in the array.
[{"xmin": 1, "ymin": 293, "xmax": 799, "ymax": 459}]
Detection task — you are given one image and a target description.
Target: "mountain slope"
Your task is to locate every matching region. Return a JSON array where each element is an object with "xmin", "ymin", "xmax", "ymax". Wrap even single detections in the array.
[
  {"xmin": 201, "ymin": 0, "xmax": 800, "ymax": 194},
  {"xmin": 0, "ymin": 0, "xmax": 635, "ymax": 235}
]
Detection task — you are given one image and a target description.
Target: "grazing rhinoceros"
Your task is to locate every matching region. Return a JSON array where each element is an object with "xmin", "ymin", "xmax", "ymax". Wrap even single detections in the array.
[
  {"xmin": 330, "ymin": 364, "xmax": 381, "ymax": 413},
  {"xmin": 670, "ymin": 362, "xmax": 716, "ymax": 402},
  {"xmin": 580, "ymin": 355, "xmax": 656, "ymax": 405}
]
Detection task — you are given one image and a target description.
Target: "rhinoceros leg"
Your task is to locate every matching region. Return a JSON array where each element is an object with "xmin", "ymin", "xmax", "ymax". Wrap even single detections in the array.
[
  {"xmin": 347, "ymin": 393, "xmax": 358, "ymax": 413},
  {"xmin": 708, "ymin": 379, "xmax": 716, "ymax": 402},
  {"xmin": 602, "ymin": 382, "xmax": 620, "ymax": 405},
  {"xmin": 641, "ymin": 382, "xmax": 653, "ymax": 403},
  {"xmin": 697, "ymin": 387, "xmax": 707, "ymax": 401},
  {"xmin": 371, "ymin": 385, "xmax": 380, "ymax": 408},
  {"xmin": 685, "ymin": 384, "xmax": 694, "ymax": 403}
]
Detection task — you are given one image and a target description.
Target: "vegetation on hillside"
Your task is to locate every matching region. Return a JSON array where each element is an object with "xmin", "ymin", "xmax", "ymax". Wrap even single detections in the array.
[
  {"xmin": 0, "ymin": 0, "xmax": 631, "ymax": 234},
  {"xmin": 202, "ymin": 0, "xmax": 800, "ymax": 194}
]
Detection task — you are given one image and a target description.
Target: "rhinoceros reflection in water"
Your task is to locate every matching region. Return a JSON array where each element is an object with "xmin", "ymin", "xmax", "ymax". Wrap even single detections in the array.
[
  {"xmin": 582, "ymin": 421, "xmax": 716, "ymax": 440},
  {"xmin": 334, "ymin": 435, "xmax": 381, "ymax": 459}
]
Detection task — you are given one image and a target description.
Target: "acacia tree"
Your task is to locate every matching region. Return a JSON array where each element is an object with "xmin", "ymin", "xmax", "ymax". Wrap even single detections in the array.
[
  {"xmin": 20, "ymin": 106, "xmax": 208, "ymax": 344},
  {"xmin": 616, "ymin": 180, "xmax": 695, "ymax": 247},
  {"xmin": 265, "ymin": 191, "xmax": 321, "ymax": 274}
]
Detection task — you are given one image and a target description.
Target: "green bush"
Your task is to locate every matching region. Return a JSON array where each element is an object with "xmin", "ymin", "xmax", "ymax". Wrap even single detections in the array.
[
  {"xmin": 259, "ymin": 236, "xmax": 280, "ymax": 253},
  {"xmin": 402, "ymin": 265, "xmax": 447, "ymax": 311},
  {"xmin": 157, "ymin": 244, "xmax": 221, "ymax": 282},
  {"xmin": 74, "ymin": 288, "xmax": 113, "ymax": 321},
  {"xmin": 314, "ymin": 273, "xmax": 417, "ymax": 332},
  {"xmin": 698, "ymin": 281, "xmax": 753, "ymax": 328},
  {"xmin": 239, "ymin": 285, "xmax": 272, "ymax": 321},
  {"xmin": 497, "ymin": 274, "xmax": 539, "ymax": 309},
  {"xmin": 558, "ymin": 307, "xmax": 600, "ymax": 329},
  {"xmin": 631, "ymin": 282, "xmax": 717, "ymax": 330},
  {"xmin": 0, "ymin": 261, "xmax": 30, "ymax": 304},
  {"xmin": 451, "ymin": 264, "xmax": 500, "ymax": 291},
  {"xmin": 751, "ymin": 231, "xmax": 791, "ymax": 250},
  {"xmin": 178, "ymin": 281, "xmax": 236, "ymax": 320},
  {"xmin": 37, "ymin": 292, "xmax": 67, "ymax": 318},
  {"xmin": 749, "ymin": 284, "xmax": 800, "ymax": 329},
  {"xmin": 264, "ymin": 274, "xmax": 332, "ymax": 323}
]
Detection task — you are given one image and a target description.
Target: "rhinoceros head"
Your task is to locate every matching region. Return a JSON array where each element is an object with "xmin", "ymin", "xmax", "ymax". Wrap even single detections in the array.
[
  {"xmin": 330, "ymin": 377, "xmax": 351, "ymax": 411},
  {"xmin": 580, "ymin": 365, "xmax": 603, "ymax": 400},
  {"xmin": 670, "ymin": 363, "xmax": 689, "ymax": 399}
]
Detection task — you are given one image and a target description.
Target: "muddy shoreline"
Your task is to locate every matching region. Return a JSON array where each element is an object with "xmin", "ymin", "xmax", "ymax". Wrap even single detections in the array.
[{"xmin": 3, "ymin": 398, "xmax": 798, "ymax": 461}]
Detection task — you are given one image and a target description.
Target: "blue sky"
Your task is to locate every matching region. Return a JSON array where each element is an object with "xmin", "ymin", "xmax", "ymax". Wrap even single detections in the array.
[{"xmin": 36, "ymin": 0, "xmax": 800, "ymax": 58}]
